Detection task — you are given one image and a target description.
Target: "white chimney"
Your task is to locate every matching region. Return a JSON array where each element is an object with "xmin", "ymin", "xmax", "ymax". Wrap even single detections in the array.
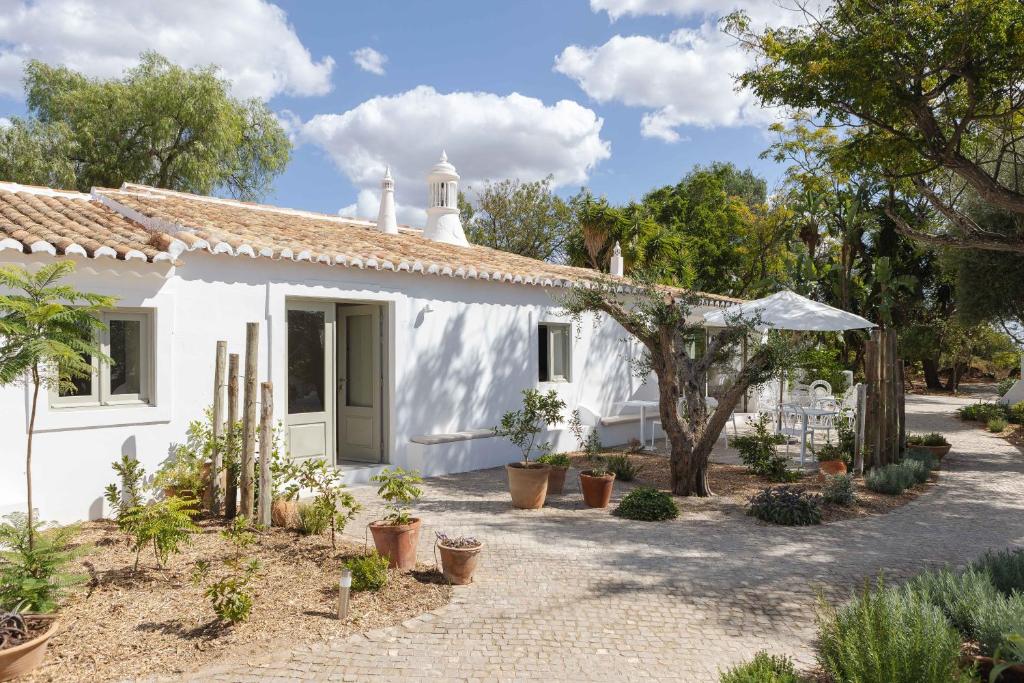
[
  {"xmin": 423, "ymin": 151, "xmax": 468, "ymax": 246},
  {"xmin": 610, "ymin": 241, "xmax": 624, "ymax": 276},
  {"xmin": 376, "ymin": 166, "xmax": 398, "ymax": 235}
]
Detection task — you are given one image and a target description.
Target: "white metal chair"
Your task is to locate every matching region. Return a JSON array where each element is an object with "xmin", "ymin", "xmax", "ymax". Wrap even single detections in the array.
[
  {"xmin": 779, "ymin": 404, "xmax": 810, "ymax": 465},
  {"xmin": 809, "ymin": 379, "xmax": 833, "ymax": 401},
  {"xmin": 788, "ymin": 383, "xmax": 813, "ymax": 407},
  {"xmin": 807, "ymin": 397, "xmax": 841, "ymax": 448}
]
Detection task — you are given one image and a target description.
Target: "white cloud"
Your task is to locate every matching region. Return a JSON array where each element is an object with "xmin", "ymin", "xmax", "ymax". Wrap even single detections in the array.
[
  {"xmin": 0, "ymin": 117, "xmax": 10, "ymax": 129},
  {"xmin": 0, "ymin": 0, "xmax": 334, "ymax": 100},
  {"xmin": 589, "ymin": 0, "xmax": 812, "ymax": 25},
  {"xmin": 301, "ymin": 85, "xmax": 610, "ymax": 202},
  {"xmin": 351, "ymin": 47, "xmax": 387, "ymax": 76},
  {"xmin": 339, "ymin": 188, "xmax": 427, "ymax": 227}
]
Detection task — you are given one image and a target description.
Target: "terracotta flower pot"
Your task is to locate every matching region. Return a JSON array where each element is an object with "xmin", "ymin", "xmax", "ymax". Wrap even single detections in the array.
[
  {"xmin": 271, "ymin": 499, "xmax": 298, "ymax": 528},
  {"xmin": 0, "ymin": 615, "xmax": 59, "ymax": 681},
  {"xmin": 546, "ymin": 466, "xmax": 568, "ymax": 495},
  {"xmin": 923, "ymin": 444, "xmax": 951, "ymax": 459},
  {"xmin": 437, "ymin": 542, "xmax": 483, "ymax": 585},
  {"xmin": 818, "ymin": 460, "xmax": 847, "ymax": 477},
  {"xmin": 579, "ymin": 471, "xmax": 615, "ymax": 508},
  {"xmin": 369, "ymin": 518, "xmax": 422, "ymax": 570},
  {"xmin": 506, "ymin": 463, "xmax": 550, "ymax": 509}
]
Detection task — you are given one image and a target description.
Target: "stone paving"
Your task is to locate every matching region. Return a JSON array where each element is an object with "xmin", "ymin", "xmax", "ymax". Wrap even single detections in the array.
[{"xmin": 189, "ymin": 392, "xmax": 1024, "ymax": 682}]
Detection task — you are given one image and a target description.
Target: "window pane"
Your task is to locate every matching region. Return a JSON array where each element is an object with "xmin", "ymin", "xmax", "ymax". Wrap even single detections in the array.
[
  {"xmin": 59, "ymin": 357, "xmax": 93, "ymax": 397},
  {"xmin": 346, "ymin": 314, "xmax": 373, "ymax": 408},
  {"xmin": 287, "ymin": 309, "xmax": 326, "ymax": 414},
  {"xmin": 551, "ymin": 326, "xmax": 568, "ymax": 380},
  {"xmin": 537, "ymin": 324, "xmax": 549, "ymax": 382},
  {"xmin": 109, "ymin": 319, "xmax": 143, "ymax": 395}
]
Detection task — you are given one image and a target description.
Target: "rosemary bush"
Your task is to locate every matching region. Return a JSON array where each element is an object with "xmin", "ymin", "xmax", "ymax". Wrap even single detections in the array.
[
  {"xmin": 972, "ymin": 547, "xmax": 1024, "ymax": 595},
  {"xmin": 821, "ymin": 474, "xmax": 856, "ymax": 506},
  {"xmin": 346, "ymin": 552, "xmax": 389, "ymax": 592},
  {"xmin": 719, "ymin": 651, "xmax": 802, "ymax": 683},
  {"xmin": 604, "ymin": 454, "xmax": 639, "ymax": 481}
]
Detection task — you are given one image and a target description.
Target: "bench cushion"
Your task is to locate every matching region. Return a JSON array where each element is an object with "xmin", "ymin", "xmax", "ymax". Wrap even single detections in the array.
[
  {"xmin": 410, "ymin": 428, "xmax": 496, "ymax": 446},
  {"xmin": 598, "ymin": 414, "xmax": 655, "ymax": 427}
]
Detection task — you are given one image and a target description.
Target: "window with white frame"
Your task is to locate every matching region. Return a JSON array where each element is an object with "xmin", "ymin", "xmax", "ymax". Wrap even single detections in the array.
[
  {"xmin": 538, "ymin": 323, "xmax": 572, "ymax": 382},
  {"xmin": 52, "ymin": 311, "xmax": 152, "ymax": 407}
]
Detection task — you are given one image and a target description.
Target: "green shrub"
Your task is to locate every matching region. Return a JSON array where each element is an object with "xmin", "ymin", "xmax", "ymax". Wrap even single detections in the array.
[
  {"xmin": 605, "ymin": 454, "xmax": 639, "ymax": 482},
  {"xmin": 901, "ymin": 459, "xmax": 930, "ymax": 485},
  {"xmin": 613, "ymin": 487, "xmax": 679, "ymax": 521},
  {"xmin": 989, "ymin": 417, "xmax": 1009, "ymax": 432},
  {"xmin": 906, "ymin": 432, "xmax": 948, "ymax": 447},
  {"xmin": 0, "ymin": 513, "xmax": 88, "ymax": 613},
  {"xmin": 903, "ymin": 448, "xmax": 938, "ymax": 473},
  {"xmin": 971, "ymin": 592, "xmax": 1024, "ymax": 656},
  {"xmin": 747, "ymin": 487, "xmax": 821, "ymax": 526},
  {"xmin": 865, "ymin": 463, "xmax": 915, "ymax": 495},
  {"xmin": 821, "ymin": 474, "xmax": 856, "ymax": 506},
  {"xmin": 972, "ymin": 548, "xmax": 1024, "ymax": 595},
  {"xmin": 118, "ymin": 496, "xmax": 198, "ymax": 571},
  {"xmin": 191, "ymin": 518, "xmax": 260, "ymax": 624},
  {"xmin": 1009, "ymin": 402, "xmax": 1024, "ymax": 425},
  {"xmin": 298, "ymin": 501, "xmax": 331, "ymax": 536},
  {"xmin": 536, "ymin": 452, "xmax": 571, "ymax": 468},
  {"xmin": 734, "ymin": 414, "xmax": 795, "ymax": 482},
  {"xmin": 294, "ymin": 458, "xmax": 362, "ymax": 548},
  {"xmin": 719, "ymin": 651, "xmax": 801, "ymax": 683},
  {"xmin": 997, "ymin": 377, "xmax": 1016, "ymax": 397},
  {"xmin": 958, "ymin": 402, "xmax": 1008, "ymax": 423},
  {"xmin": 346, "ymin": 552, "xmax": 389, "ymax": 592},
  {"xmin": 816, "ymin": 580, "xmax": 971, "ymax": 683}
]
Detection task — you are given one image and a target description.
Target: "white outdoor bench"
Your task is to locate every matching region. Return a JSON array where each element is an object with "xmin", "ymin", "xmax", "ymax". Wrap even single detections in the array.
[
  {"xmin": 598, "ymin": 414, "xmax": 652, "ymax": 427},
  {"xmin": 409, "ymin": 428, "xmax": 496, "ymax": 445}
]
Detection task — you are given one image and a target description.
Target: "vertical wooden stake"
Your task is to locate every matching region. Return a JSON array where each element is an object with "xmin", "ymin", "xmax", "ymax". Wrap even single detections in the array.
[
  {"xmin": 258, "ymin": 381, "xmax": 273, "ymax": 527},
  {"xmin": 209, "ymin": 341, "xmax": 227, "ymax": 515},
  {"xmin": 896, "ymin": 358, "xmax": 906, "ymax": 455},
  {"xmin": 240, "ymin": 322, "xmax": 259, "ymax": 519},
  {"xmin": 226, "ymin": 353, "xmax": 240, "ymax": 519}
]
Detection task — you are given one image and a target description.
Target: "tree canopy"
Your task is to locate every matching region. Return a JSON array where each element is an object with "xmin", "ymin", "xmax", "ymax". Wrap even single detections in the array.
[
  {"xmin": 464, "ymin": 176, "xmax": 572, "ymax": 262},
  {"xmin": 0, "ymin": 53, "xmax": 291, "ymax": 201}
]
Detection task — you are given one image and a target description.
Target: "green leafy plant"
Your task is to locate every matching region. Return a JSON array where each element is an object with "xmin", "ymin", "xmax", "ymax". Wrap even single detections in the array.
[
  {"xmin": 734, "ymin": 413, "xmax": 794, "ymax": 481},
  {"xmin": 719, "ymin": 651, "xmax": 802, "ymax": 683},
  {"xmin": 989, "ymin": 417, "xmax": 1009, "ymax": 433},
  {"xmin": 958, "ymin": 402, "xmax": 1008, "ymax": 423},
  {"xmin": 991, "ymin": 634, "xmax": 1024, "ymax": 683},
  {"xmin": 997, "ymin": 377, "xmax": 1016, "ymax": 397},
  {"xmin": 0, "ymin": 513, "xmax": 88, "ymax": 613},
  {"xmin": 814, "ymin": 442, "xmax": 847, "ymax": 463},
  {"xmin": 192, "ymin": 518, "xmax": 260, "ymax": 624},
  {"xmin": 293, "ymin": 458, "xmax": 361, "ymax": 548},
  {"xmin": 865, "ymin": 463, "xmax": 915, "ymax": 495},
  {"xmin": 103, "ymin": 454, "xmax": 146, "ymax": 519},
  {"xmin": 495, "ymin": 389, "xmax": 566, "ymax": 463},
  {"xmin": 904, "ymin": 448, "xmax": 938, "ymax": 473},
  {"xmin": 371, "ymin": 467, "xmax": 423, "ymax": 526},
  {"xmin": 119, "ymin": 496, "xmax": 199, "ymax": 571},
  {"xmin": 297, "ymin": 502, "xmax": 331, "ymax": 536},
  {"xmin": 568, "ymin": 409, "xmax": 603, "ymax": 459},
  {"xmin": 816, "ymin": 579, "xmax": 971, "ymax": 683},
  {"xmin": 156, "ymin": 412, "xmax": 214, "ymax": 497},
  {"xmin": 972, "ymin": 548, "xmax": 1024, "ymax": 596},
  {"xmin": 345, "ymin": 552, "xmax": 389, "ymax": 592},
  {"xmin": 613, "ymin": 487, "xmax": 679, "ymax": 521},
  {"xmin": 1009, "ymin": 402, "xmax": 1024, "ymax": 425},
  {"xmin": 0, "ymin": 261, "xmax": 115, "ymax": 549},
  {"xmin": 821, "ymin": 473, "xmax": 856, "ymax": 506},
  {"xmin": 535, "ymin": 452, "xmax": 571, "ymax": 468},
  {"xmin": 604, "ymin": 454, "xmax": 639, "ymax": 481},
  {"xmin": 906, "ymin": 432, "xmax": 949, "ymax": 447},
  {"xmin": 747, "ymin": 486, "xmax": 821, "ymax": 526}
]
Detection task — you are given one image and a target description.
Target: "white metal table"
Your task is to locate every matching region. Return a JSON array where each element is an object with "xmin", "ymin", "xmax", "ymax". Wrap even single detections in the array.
[{"xmin": 619, "ymin": 399, "xmax": 660, "ymax": 450}]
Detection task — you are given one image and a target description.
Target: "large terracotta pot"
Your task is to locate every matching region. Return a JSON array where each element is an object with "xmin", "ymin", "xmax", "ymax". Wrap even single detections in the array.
[
  {"xmin": 369, "ymin": 518, "xmax": 422, "ymax": 570},
  {"xmin": 579, "ymin": 471, "xmax": 615, "ymax": 508},
  {"xmin": 0, "ymin": 615, "xmax": 59, "ymax": 681},
  {"xmin": 271, "ymin": 499, "xmax": 298, "ymax": 528},
  {"xmin": 922, "ymin": 444, "xmax": 952, "ymax": 459},
  {"xmin": 437, "ymin": 542, "xmax": 483, "ymax": 585},
  {"xmin": 818, "ymin": 460, "xmax": 848, "ymax": 477},
  {"xmin": 506, "ymin": 463, "xmax": 550, "ymax": 509},
  {"xmin": 547, "ymin": 466, "xmax": 568, "ymax": 495}
]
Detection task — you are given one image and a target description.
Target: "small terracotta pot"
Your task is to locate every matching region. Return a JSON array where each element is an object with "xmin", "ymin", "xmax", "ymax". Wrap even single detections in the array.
[
  {"xmin": 0, "ymin": 615, "xmax": 59, "ymax": 681},
  {"xmin": 579, "ymin": 471, "xmax": 615, "ymax": 508},
  {"xmin": 271, "ymin": 499, "xmax": 298, "ymax": 528},
  {"xmin": 922, "ymin": 444, "xmax": 951, "ymax": 459},
  {"xmin": 546, "ymin": 466, "xmax": 568, "ymax": 495},
  {"xmin": 506, "ymin": 463, "xmax": 550, "ymax": 509},
  {"xmin": 437, "ymin": 542, "xmax": 483, "ymax": 585},
  {"xmin": 818, "ymin": 460, "xmax": 847, "ymax": 477},
  {"xmin": 369, "ymin": 518, "xmax": 422, "ymax": 570}
]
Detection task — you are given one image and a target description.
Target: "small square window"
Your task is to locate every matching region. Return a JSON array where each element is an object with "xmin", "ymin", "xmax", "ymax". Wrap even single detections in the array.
[{"xmin": 538, "ymin": 323, "xmax": 572, "ymax": 382}]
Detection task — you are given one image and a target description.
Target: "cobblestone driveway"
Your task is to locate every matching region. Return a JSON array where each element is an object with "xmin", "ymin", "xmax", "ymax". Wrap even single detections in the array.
[{"xmin": 191, "ymin": 393, "xmax": 1024, "ymax": 682}]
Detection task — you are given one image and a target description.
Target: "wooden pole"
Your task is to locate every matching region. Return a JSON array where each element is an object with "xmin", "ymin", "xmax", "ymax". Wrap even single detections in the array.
[
  {"xmin": 209, "ymin": 341, "xmax": 227, "ymax": 515},
  {"xmin": 240, "ymin": 322, "xmax": 259, "ymax": 519},
  {"xmin": 258, "ymin": 382, "xmax": 273, "ymax": 527},
  {"xmin": 897, "ymin": 358, "xmax": 906, "ymax": 455},
  {"xmin": 854, "ymin": 383, "xmax": 867, "ymax": 475},
  {"xmin": 226, "ymin": 353, "xmax": 240, "ymax": 519},
  {"xmin": 864, "ymin": 335, "xmax": 879, "ymax": 470}
]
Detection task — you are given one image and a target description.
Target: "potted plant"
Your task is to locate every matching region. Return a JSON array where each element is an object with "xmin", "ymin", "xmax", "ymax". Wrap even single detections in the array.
[
  {"xmin": 579, "ymin": 459, "xmax": 615, "ymax": 508},
  {"xmin": 0, "ymin": 611, "xmax": 60, "ymax": 680},
  {"xmin": 369, "ymin": 467, "xmax": 423, "ymax": 570},
  {"xmin": 495, "ymin": 389, "xmax": 566, "ymax": 509},
  {"xmin": 815, "ymin": 442, "xmax": 849, "ymax": 477},
  {"xmin": 906, "ymin": 432, "xmax": 951, "ymax": 459},
  {"xmin": 536, "ymin": 451, "xmax": 571, "ymax": 494},
  {"xmin": 268, "ymin": 433, "xmax": 299, "ymax": 528},
  {"xmin": 434, "ymin": 531, "xmax": 483, "ymax": 585}
]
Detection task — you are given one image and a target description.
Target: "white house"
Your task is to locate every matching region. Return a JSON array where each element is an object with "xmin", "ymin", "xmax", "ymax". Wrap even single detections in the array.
[{"xmin": 0, "ymin": 154, "xmax": 738, "ymax": 523}]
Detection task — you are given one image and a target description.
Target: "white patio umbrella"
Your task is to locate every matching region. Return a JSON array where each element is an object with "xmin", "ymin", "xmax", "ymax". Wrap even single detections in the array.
[{"xmin": 703, "ymin": 289, "xmax": 876, "ymax": 443}]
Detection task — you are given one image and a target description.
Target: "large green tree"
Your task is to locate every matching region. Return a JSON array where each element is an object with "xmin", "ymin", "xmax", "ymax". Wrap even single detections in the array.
[
  {"xmin": 1, "ymin": 53, "xmax": 290, "ymax": 201},
  {"xmin": 464, "ymin": 176, "xmax": 572, "ymax": 262},
  {"xmin": 730, "ymin": 0, "xmax": 1024, "ymax": 253}
]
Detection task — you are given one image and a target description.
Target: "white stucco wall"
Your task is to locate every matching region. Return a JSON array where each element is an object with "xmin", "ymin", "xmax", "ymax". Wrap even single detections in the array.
[{"xmin": 1, "ymin": 250, "xmax": 721, "ymax": 524}]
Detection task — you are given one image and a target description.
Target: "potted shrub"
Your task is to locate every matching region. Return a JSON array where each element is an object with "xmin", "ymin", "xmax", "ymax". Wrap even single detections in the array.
[
  {"xmin": 495, "ymin": 389, "xmax": 566, "ymax": 509},
  {"xmin": 536, "ymin": 452, "xmax": 571, "ymax": 494},
  {"xmin": 815, "ymin": 442, "xmax": 849, "ymax": 477},
  {"xmin": 269, "ymin": 441, "xmax": 299, "ymax": 528},
  {"xmin": 434, "ymin": 531, "xmax": 483, "ymax": 585},
  {"xmin": 0, "ymin": 611, "xmax": 60, "ymax": 681},
  {"xmin": 906, "ymin": 432, "xmax": 951, "ymax": 459},
  {"xmin": 368, "ymin": 467, "xmax": 423, "ymax": 570},
  {"xmin": 579, "ymin": 459, "xmax": 615, "ymax": 508}
]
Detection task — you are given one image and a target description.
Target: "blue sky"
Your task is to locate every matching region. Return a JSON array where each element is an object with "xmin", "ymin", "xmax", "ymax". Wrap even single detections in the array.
[{"xmin": 0, "ymin": 0, "xmax": 791, "ymax": 224}]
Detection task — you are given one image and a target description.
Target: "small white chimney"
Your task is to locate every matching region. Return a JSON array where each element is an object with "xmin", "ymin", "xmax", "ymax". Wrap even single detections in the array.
[
  {"xmin": 376, "ymin": 166, "xmax": 398, "ymax": 235},
  {"xmin": 610, "ymin": 241, "xmax": 624, "ymax": 276},
  {"xmin": 423, "ymin": 151, "xmax": 468, "ymax": 246}
]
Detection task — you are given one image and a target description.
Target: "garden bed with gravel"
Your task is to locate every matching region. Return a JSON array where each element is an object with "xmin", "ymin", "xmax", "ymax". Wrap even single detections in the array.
[{"xmin": 25, "ymin": 519, "xmax": 450, "ymax": 682}]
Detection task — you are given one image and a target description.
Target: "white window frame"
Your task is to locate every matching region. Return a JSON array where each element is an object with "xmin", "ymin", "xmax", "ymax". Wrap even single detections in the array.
[
  {"xmin": 539, "ymin": 322, "xmax": 572, "ymax": 383},
  {"xmin": 51, "ymin": 310, "xmax": 153, "ymax": 408}
]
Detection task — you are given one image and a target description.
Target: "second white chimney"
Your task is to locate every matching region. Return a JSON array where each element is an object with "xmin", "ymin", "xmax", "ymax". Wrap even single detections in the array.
[{"xmin": 376, "ymin": 166, "xmax": 398, "ymax": 235}]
